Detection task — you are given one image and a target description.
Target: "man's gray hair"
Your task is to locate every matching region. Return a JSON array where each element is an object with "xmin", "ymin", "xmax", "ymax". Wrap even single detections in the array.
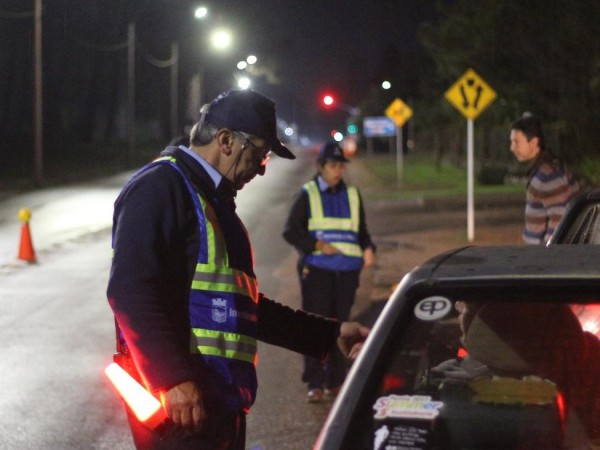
[{"xmin": 190, "ymin": 120, "xmax": 220, "ymax": 146}]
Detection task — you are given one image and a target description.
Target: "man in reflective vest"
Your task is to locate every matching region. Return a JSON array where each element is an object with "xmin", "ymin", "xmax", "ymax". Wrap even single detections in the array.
[
  {"xmin": 107, "ymin": 90, "xmax": 369, "ymax": 449},
  {"xmin": 283, "ymin": 141, "xmax": 376, "ymax": 403}
]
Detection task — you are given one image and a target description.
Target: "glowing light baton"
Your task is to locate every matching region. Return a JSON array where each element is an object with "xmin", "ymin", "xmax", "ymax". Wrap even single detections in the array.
[{"xmin": 105, "ymin": 362, "xmax": 168, "ymax": 429}]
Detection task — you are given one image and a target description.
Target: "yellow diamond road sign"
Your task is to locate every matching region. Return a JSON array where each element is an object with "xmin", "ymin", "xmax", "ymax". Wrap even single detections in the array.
[
  {"xmin": 445, "ymin": 68, "xmax": 497, "ymax": 120},
  {"xmin": 385, "ymin": 98, "xmax": 413, "ymax": 127}
]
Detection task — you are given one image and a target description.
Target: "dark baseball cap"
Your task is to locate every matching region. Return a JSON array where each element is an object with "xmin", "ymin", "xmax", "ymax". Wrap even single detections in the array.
[
  {"xmin": 317, "ymin": 141, "xmax": 349, "ymax": 163},
  {"xmin": 201, "ymin": 89, "xmax": 295, "ymax": 160}
]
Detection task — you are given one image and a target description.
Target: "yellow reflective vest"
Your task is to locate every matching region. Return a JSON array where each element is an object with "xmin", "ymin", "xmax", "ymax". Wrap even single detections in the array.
[{"xmin": 303, "ymin": 180, "xmax": 364, "ymax": 271}]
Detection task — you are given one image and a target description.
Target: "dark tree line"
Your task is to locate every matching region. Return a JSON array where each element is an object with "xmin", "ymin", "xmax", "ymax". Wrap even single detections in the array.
[
  {"xmin": 355, "ymin": 0, "xmax": 600, "ymax": 184},
  {"xmin": 1, "ymin": 0, "xmax": 599, "ymax": 185},
  {"xmin": 0, "ymin": 1, "xmax": 208, "ymax": 179}
]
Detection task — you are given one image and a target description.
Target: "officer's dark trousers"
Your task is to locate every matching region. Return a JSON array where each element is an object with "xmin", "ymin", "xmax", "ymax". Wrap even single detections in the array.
[
  {"xmin": 298, "ymin": 263, "xmax": 360, "ymax": 390},
  {"xmin": 126, "ymin": 405, "xmax": 246, "ymax": 450}
]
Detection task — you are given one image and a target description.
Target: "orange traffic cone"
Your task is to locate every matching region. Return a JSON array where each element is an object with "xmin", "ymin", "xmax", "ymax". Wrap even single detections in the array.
[{"xmin": 18, "ymin": 208, "xmax": 36, "ymax": 263}]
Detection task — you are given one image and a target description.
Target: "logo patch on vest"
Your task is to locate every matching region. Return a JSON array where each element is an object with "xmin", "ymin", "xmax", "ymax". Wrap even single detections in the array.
[{"xmin": 211, "ymin": 298, "xmax": 228, "ymax": 323}]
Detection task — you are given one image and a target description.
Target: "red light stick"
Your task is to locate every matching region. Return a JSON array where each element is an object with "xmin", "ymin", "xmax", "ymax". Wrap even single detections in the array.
[{"xmin": 105, "ymin": 362, "xmax": 168, "ymax": 429}]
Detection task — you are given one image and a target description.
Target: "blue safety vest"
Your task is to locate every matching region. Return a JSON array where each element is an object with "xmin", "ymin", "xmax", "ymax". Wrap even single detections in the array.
[
  {"xmin": 122, "ymin": 156, "xmax": 259, "ymax": 411},
  {"xmin": 303, "ymin": 180, "xmax": 364, "ymax": 271}
]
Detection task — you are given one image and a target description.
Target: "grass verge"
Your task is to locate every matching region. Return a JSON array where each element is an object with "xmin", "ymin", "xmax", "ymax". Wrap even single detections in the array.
[{"xmin": 356, "ymin": 154, "xmax": 524, "ymax": 202}]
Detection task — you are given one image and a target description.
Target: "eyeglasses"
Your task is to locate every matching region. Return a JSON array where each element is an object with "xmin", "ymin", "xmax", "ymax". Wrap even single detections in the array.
[{"xmin": 235, "ymin": 131, "xmax": 271, "ymax": 165}]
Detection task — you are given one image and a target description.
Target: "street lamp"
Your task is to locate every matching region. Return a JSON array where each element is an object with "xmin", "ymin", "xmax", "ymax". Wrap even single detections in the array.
[
  {"xmin": 210, "ymin": 29, "xmax": 232, "ymax": 51},
  {"xmin": 194, "ymin": 6, "xmax": 208, "ymax": 19},
  {"xmin": 235, "ymin": 55, "xmax": 258, "ymax": 90},
  {"xmin": 237, "ymin": 76, "xmax": 251, "ymax": 89}
]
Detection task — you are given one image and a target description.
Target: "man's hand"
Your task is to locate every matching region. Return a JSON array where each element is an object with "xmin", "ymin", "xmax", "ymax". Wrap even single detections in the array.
[
  {"xmin": 363, "ymin": 247, "xmax": 375, "ymax": 268},
  {"xmin": 160, "ymin": 380, "xmax": 206, "ymax": 431},
  {"xmin": 338, "ymin": 321, "xmax": 370, "ymax": 360}
]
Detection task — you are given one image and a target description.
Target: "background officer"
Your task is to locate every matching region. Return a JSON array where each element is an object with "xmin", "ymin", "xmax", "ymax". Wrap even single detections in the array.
[{"xmin": 283, "ymin": 141, "xmax": 376, "ymax": 403}]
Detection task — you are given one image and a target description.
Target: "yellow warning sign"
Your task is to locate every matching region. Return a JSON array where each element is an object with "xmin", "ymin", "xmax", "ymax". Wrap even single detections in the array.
[
  {"xmin": 385, "ymin": 98, "xmax": 413, "ymax": 127},
  {"xmin": 445, "ymin": 68, "xmax": 497, "ymax": 120}
]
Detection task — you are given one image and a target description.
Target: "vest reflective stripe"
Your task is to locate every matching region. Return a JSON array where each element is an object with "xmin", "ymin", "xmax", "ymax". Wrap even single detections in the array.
[
  {"xmin": 150, "ymin": 156, "xmax": 258, "ymax": 362},
  {"xmin": 190, "ymin": 329, "xmax": 257, "ymax": 364},
  {"xmin": 154, "ymin": 156, "xmax": 214, "ymax": 263},
  {"xmin": 309, "ymin": 217, "xmax": 356, "ymax": 231},
  {"xmin": 305, "ymin": 181, "xmax": 360, "ymax": 233},
  {"xmin": 193, "ymin": 263, "xmax": 259, "ymax": 302},
  {"xmin": 315, "ymin": 241, "xmax": 363, "ymax": 258},
  {"xmin": 304, "ymin": 180, "xmax": 362, "ymax": 258},
  {"xmin": 306, "ymin": 181, "xmax": 325, "ymax": 219},
  {"xmin": 118, "ymin": 154, "xmax": 259, "ymax": 409},
  {"xmin": 198, "ymin": 191, "xmax": 229, "ymax": 267}
]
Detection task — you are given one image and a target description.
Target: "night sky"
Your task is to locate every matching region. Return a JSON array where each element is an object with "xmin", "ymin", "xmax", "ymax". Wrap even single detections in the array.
[
  {"xmin": 0, "ymin": 0, "xmax": 438, "ymax": 148},
  {"xmin": 180, "ymin": 0, "xmax": 437, "ymax": 140}
]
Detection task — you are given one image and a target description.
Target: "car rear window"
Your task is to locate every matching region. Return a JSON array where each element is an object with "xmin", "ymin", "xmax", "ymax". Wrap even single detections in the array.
[{"xmin": 346, "ymin": 298, "xmax": 600, "ymax": 450}]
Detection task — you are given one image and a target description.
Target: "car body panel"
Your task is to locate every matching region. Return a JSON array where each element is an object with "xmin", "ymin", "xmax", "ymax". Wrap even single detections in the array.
[
  {"xmin": 549, "ymin": 188, "xmax": 600, "ymax": 245},
  {"xmin": 315, "ymin": 245, "xmax": 600, "ymax": 450}
]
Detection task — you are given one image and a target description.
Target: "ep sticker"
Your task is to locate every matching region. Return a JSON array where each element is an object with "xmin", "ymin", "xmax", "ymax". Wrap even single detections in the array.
[{"xmin": 414, "ymin": 296, "xmax": 452, "ymax": 321}]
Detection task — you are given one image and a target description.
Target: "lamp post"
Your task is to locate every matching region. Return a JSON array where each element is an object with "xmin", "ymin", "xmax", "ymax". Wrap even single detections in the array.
[
  {"xmin": 169, "ymin": 42, "xmax": 179, "ymax": 138},
  {"xmin": 33, "ymin": 0, "xmax": 43, "ymax": 185},
  {"xmin": 127, "ymin": 22, "xmax": 135, "ymax": 167},
  {"xmin": 189, "ymin": 25, "xmax": 232, "ymax": 112}
]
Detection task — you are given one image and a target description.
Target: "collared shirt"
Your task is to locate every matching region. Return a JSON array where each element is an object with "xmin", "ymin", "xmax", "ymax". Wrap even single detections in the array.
[
  {"xmin": 179, "ymin": 145, "xmax": 223, "ymax": 189},
  {"xmin": 317, "ymin": 175, "xmax": 341, "ymax": 193}
]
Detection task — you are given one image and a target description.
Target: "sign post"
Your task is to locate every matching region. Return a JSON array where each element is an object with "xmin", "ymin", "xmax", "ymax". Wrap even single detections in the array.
[
  {"xmin": 444, "ymin": 68, "xmax": 496, "ymax": 242},
  {"xmin": 385, "ymin": 98, "xmax": 413, "ymax": 186}
]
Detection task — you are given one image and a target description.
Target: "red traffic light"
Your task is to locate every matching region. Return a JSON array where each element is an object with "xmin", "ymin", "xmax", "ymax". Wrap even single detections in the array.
[{"xmin": 322, "ymin": 94, "xmax": 334, "ymax": 107}]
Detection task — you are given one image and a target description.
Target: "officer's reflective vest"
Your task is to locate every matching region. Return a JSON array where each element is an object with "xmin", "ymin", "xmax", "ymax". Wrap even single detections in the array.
[
  {"xmin": 303, "ymin": 180, "xmax": 364, "ymax": 271},
  {"xmin": 121, "ymin": 155, "xmax": 259, "ymax": 410}
]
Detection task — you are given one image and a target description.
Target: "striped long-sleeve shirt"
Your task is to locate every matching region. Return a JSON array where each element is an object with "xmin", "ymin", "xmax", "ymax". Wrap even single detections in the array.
[{"xmin": 523, "ymin": 152, "xmax": 579, "ymax": 245}]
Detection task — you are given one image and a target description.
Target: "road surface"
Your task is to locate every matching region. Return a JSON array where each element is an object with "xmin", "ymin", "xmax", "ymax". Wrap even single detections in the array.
[{"xmin": 0, "ymin": 147, "xmax": 338, "ymax": 449}]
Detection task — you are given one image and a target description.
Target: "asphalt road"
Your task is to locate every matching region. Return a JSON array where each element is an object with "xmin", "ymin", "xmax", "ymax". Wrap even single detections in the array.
[
  {"xmin": 0, "ymin": 147, "xmax": 330, "ymax": 449},
  {"xmin": 0, "ymin": 147, "xmax": 524, "ymax": 449}
]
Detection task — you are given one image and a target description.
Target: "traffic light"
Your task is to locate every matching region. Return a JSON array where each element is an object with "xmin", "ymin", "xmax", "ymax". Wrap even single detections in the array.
[{"xmin": 322, "ymin": 94, "xmax": 334, "ymax": 107}]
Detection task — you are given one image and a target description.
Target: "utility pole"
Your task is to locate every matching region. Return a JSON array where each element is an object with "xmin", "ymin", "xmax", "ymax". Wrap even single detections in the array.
[
  {"xmin": 33, "ymin": 0, "xmax": 43, "ymax": 185},
  {"xmin": 127, "ymin": 22, "xmax": 135, "ymax": 168},
  {"xmin": 170, "ymin": 42, "xmax": 179, "ymax": 138}
]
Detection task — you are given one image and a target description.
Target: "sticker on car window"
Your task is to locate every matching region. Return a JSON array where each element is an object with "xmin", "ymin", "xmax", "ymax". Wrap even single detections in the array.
[
  {"xmin": 373, "ymin": 395, "xmax": 442, "ymax": 449},
  {"xmin": 374, "ymin": 423, "xmax": 429, "ymax": 450},
  {"xmin": 414, "ymin": 296, "xmax": 453, "ymax": 321}
]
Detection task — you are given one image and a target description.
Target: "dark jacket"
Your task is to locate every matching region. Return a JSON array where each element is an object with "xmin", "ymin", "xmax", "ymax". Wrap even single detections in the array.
[{"xmin": 107, "ymin": 147, "xmax": 340, "ymax": 398}]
